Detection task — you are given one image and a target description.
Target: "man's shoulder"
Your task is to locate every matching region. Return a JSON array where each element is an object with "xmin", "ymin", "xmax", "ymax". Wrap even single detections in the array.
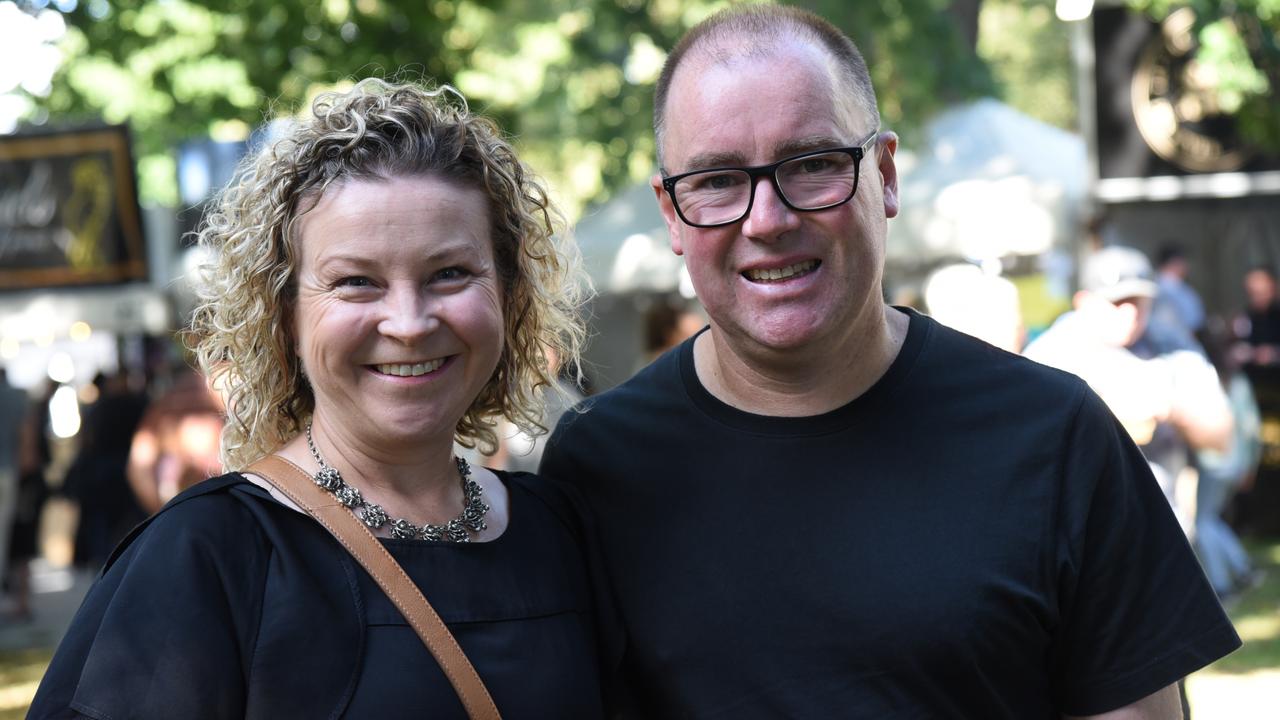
[
  {"xmin": 559, "ymin": 342, "xmax": 686, "ymax": 427},
  {"xmin": 918, "ymin": 313, "xmax": 1087, "ymax": 404}
]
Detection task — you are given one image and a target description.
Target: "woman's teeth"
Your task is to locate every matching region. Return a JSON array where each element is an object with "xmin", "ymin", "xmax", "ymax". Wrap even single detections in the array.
[{"xmin": 375, "ymin": 359, "xmax": 444, "ymax": 377}]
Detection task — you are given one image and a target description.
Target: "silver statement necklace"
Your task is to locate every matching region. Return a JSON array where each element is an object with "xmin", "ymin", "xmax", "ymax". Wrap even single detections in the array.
[{"xmin": 305, "ymin": 422, "xmax": 489, "ymax": 542}]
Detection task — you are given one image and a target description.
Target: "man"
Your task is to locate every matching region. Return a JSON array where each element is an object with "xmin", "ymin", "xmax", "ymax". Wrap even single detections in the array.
[
  {"xmin": 1024, "ymin": 246, "xmax": 1233, "ymax": 531},
  {"xmin": 1231, "ymin": 265, "xmax": 1280, "ymax": 535},
  {"xmin": 1236, "ymin": 265, "xmax": 1280, "ymax": 373},
  {"xmin": 542, "ymin": 6, "xmax": 1238, "ymax": 718}
]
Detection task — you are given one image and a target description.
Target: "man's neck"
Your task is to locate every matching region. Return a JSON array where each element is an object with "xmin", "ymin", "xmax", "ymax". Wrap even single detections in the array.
[{"xmin": 694, "ymin": 305, "xmax": 910, "ymax": 417}]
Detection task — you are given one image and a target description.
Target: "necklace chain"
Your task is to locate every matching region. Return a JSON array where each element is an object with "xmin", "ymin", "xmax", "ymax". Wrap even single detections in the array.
[{"xmin": 304, "ymin": 422, "xmax": 489, "ymax": 542}]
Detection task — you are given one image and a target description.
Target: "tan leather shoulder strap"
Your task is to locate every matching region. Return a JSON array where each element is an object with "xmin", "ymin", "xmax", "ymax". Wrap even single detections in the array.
[{"xmin": 245, "ymin": 455, "xmax": 502, "ymax": 720}]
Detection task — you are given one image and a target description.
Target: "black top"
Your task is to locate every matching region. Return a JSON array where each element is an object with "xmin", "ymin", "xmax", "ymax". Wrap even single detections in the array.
[
  {"xmin": 30, "ymin": 470, "xmax": 616, "ymax": 719},
  {"xmin": 1247, "ymin": 301, "xmax": 1280, "ymax": 348},
  {"xmin": 541, "ymin": 308, "xmax": 1240, "ymax": 719}
]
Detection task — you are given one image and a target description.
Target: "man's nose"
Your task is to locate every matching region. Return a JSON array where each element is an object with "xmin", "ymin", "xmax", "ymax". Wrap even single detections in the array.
[{"xmin": 741, "ymin": 176, "xmax": 801, "ymax": 241}]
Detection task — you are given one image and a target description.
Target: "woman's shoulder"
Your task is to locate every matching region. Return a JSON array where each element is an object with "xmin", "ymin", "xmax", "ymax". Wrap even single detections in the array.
[{"xmin": 104, "ymin": 472, "xmax": 303, "ymax": 571}]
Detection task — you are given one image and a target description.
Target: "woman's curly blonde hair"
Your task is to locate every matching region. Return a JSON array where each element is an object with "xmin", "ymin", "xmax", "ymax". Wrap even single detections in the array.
[{"xmin": 188, "ymin": 78, "xmax": 588, "ymax": 470}]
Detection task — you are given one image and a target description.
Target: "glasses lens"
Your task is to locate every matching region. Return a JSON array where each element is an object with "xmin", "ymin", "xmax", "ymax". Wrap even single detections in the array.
[
  {"xmin": 673, "ymin": 170, "xmax": 751, "ymax": 226},
  {"xmin": 777, "ymin": 151, "xmax": 857, "ymax": 209}
]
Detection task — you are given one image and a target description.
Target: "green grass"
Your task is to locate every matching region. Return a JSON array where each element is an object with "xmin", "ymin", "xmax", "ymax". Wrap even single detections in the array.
[
  {"xmin": 0, "ymin": 646, "xmax": 53, "ymax": 719},
  {"xmin": 1201, "ymin": 539, "xmax": 1280, "ymax": 674}
]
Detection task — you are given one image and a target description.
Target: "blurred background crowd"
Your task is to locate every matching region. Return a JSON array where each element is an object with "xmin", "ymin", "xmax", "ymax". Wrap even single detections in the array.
[{"xmin": 2, "ymin": 0, "xmax": 1280, "ymax": 717}]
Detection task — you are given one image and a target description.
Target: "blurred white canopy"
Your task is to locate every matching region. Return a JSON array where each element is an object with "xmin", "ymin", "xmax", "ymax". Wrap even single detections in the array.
[
  {"xmin": 572, "ymin": 182, "xmax": 690, "ymax": 296},
  {"xmin": 891, "ymin": 98, "xmax": 1087, "ymax": 262}
]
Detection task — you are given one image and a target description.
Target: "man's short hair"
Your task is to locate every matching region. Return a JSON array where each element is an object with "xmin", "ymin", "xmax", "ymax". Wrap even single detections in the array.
[{"xmin": 653, "ymin": 5, "xmax": 880, "ymax": 169}]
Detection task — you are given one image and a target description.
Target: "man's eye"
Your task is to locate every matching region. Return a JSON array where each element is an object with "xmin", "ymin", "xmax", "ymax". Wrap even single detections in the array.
[
  {"xmin": 693, "ymin": 172, "xmax": 743, "ymax": 191},
  {"xmin": 799, "ymin": 158, "xmax": 833, "ymax": 173}
]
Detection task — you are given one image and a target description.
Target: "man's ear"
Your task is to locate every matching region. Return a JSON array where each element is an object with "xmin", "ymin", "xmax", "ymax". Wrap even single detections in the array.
[
  {"xmin": 877, "ymin": 131, "xmax": 900, "ymax": 219},
  {"xmin": 651, "ymin": 173, "xmax": 686, "ymax": 256}
]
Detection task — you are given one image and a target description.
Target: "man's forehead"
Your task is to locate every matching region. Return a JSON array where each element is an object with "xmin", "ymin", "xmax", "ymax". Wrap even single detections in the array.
[{"xmin": 662, "ymin": 42, "xmax": 866, "ymax": 167}]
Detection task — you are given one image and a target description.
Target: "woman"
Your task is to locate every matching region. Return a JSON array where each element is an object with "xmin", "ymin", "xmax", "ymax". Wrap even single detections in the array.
[{"xmin": 31, "ymin": 79, "xmax": 612, "ymax": 718}]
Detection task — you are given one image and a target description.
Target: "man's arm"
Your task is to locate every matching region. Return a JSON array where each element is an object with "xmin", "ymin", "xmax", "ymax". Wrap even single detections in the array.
[
  {"xmin": 1165, "ymin": 351, "xmax": 1232, "ymax": 453},
  {"xmin": 1065, "ymin": 684, "xmax": 1183, "ymax": 720}
]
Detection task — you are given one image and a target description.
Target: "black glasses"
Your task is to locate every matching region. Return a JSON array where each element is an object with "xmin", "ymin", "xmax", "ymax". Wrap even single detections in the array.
[{"xmin": 661, "ymin": 130, "xmax": 879, "ymax": 228}]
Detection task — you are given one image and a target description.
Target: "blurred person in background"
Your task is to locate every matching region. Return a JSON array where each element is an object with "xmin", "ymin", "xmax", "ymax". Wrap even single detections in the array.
[
  {"xmin": 1233, "ymin": 265, "xmax": 1280, "ymax": 378},
  {"xmin": 1230, "ymin": 264, "xmax": 1280, "ymax": 536},
  {"xmin": 1195, "ymin": 318, "xmax": 1263, "ymax": 600},
  {"xmin": 31, "ymin": 79, "xmax": 615, "ymax": 718},
  {"xmin": 1154, "ymin": 244, "xmax": 1206, "ymax": 336},
  {"xmin": 5, "ymin": 380, "xmax": 54, "ymax": 622},
  {"xmin": 641, "ymin": 296, "xmax": 706, "ymax": 365},
  {"xmin": 1025, "ymin": 246, "xmax": 1233, "ymax": 531},
  {"xmin": 922, "ymin": 262, "xmax": 1026, "ymax": 353},
  {"xmin": 61, "ymin": 371, "xmax": 148, "ymax": 570},
  {"xmin": 0, "ymin": 366, "xmax": 28, "ymax": 615},
  {"xmin": 127, "ymin": 367, "xmax": 225, "ymax": 514}
]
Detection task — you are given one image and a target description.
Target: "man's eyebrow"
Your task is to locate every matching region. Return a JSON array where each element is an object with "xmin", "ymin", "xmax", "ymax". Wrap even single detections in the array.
[
  {"xmin": 774, "ymin": 135, "xmax": 846, "ymax": 157},
  {"xmin": 682, "ymin": 150, "xmax": 747, "ymax": 172},
  {"xmin": 679, "ymin": 135, "xmax": 849, "ymax": 173}
]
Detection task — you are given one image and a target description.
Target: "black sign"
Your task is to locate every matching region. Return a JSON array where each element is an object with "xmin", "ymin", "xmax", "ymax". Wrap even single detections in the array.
[
  {"xmin": 1093, "ymin": 6, "xmax": 1280, "ymax": 179},
  {"xmin": 0, "ymin": 125, "xmax": 147, "ymax": 289}
]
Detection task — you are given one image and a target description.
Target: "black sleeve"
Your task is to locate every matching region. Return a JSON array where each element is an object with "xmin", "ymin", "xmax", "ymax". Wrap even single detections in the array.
[
  {"xmin": 28, "ymin": 493, "xmax": 270, "ymax": 720},
  {"xmin": 1050, "ymin": 388, "xmax": 1241, "ymax": 715},
  {"xmin": 538, "ymin": 407, "xmax": 585, "ymax": 488},
  {"xmin": 511, "ymin": 469, "xmax": 630, "ymax": 715}
]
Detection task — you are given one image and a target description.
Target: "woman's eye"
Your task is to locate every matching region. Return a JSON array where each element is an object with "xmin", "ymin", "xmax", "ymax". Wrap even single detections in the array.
[
  {"xmin": 337, "ymin": 276, "xmax": 373, "ymax": 288},
  {"xmin": 435, "ymin": 267, "xmax": 469, "ymax": 281}
]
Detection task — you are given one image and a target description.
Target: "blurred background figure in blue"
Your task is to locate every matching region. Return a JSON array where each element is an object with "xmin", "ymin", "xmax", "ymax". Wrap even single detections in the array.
[
  {"xmin": 1024, "ymin": 245, "xmax": 1233, "ymax": 534},
  {"xmin": 1196, "ymin": 319, "xmax": 1264, "ymax": 601},
  {"xmin": 1153, "ymin": 243, "xmax": 1206, "ymax": 343}
]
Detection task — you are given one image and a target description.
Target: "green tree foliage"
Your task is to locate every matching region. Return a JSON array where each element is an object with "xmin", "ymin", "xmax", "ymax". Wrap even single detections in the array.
[
  {"xmin": 979, "ymin": 0, "xmax": 1076, "ymax": 131},
  {"xmin": 14, "ymin": 0, "xmax": 989, "ymax": 212}
]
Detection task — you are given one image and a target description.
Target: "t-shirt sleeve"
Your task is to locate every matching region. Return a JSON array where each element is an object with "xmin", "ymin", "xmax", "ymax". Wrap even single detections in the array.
[
  {"xmin": 28, "ymin": 495, "xmax": 268, "ymax": 720},
  {"xmin": 538, "ymin": 406, "xmax": 586, "ymax": 486},
  {"xmin": 1050, "ymin": 387, "xmax": 1241, "ymax": 715}
]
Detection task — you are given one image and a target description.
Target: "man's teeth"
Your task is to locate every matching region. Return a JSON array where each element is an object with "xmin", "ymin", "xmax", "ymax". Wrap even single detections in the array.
[
  {"xmin": 744, "ymin": 260, "xmax": 818, "ymax": 282},
  {"xmin": 375, "ymin": 359, "xmax": 444, "ymax": 377}
]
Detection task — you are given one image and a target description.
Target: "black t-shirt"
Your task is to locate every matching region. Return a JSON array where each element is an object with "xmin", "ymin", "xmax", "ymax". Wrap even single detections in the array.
[{"xmin": 541, "ymin": 308, "xmax": 1239, "ymax": 719}]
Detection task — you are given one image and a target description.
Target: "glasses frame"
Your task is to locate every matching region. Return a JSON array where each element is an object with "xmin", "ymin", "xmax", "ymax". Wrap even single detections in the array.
[{"xmin": 661, "ymin": 129, "xmax": 880, "ymax": 229}]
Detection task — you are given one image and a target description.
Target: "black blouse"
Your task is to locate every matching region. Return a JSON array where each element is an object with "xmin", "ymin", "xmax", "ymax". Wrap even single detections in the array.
[{"xmin": 29, "ymin": 470, "xmax": 617, "ymax": 719}]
